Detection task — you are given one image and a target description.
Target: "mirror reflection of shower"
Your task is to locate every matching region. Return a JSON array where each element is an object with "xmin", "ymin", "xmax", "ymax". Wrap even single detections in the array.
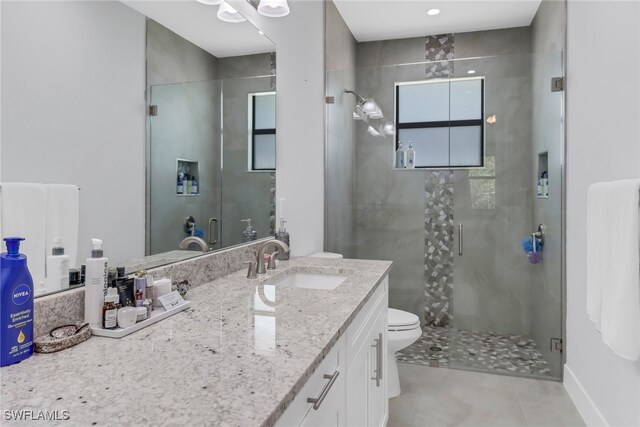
[{"xmin": 345, "ymin": 89, "xmax": 395, "ymax": 137}]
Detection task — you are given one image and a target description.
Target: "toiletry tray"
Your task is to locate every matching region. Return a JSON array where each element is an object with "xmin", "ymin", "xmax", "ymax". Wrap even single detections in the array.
[{"xmin": 91, "ymin": 301, "xmax": 191, "ymax": 339}]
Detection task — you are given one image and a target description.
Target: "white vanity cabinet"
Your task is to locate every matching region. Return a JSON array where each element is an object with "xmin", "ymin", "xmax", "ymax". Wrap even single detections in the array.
[
  {"xmin": 345, "ymin": 276, "xmax": 388, "ymax": 427},
  {"xmin": 277, "ymin": 275, "xmax": 389, "ymax": 427}
]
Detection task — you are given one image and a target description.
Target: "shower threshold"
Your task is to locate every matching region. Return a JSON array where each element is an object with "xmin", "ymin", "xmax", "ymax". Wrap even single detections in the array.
[{"xmin": 396, "ymin": 326, "xmax": 555, "ymax": 380}]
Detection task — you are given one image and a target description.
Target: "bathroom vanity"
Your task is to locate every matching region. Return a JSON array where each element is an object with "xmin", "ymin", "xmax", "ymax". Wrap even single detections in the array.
[{"xmin": 0, "ymin": 257, "xmax": 390, "ymax": 426}]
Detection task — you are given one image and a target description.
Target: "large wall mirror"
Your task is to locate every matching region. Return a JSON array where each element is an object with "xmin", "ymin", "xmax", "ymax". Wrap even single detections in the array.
[{"xmin": 0, "ymin": 1, "xmax": 276, "ymax": 297}]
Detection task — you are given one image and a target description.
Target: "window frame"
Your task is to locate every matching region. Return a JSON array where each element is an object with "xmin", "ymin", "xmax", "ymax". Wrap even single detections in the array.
[
  {"xmin": 394, "ymin": 77, "xmax": 485, "ymax": 169},
  {"xmin": 248, "ymin": 91, "xmax": 276, "ymax": 172}
]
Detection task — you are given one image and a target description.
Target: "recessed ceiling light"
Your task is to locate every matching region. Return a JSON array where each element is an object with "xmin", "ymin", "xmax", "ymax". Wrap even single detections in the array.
[
  {"xmin": 467, "ymin": 70, "xmax": 476, "ymax": 75},
  {"xmin": 427, "ymin": 8, "xmax": 440, "ymax": 16}
]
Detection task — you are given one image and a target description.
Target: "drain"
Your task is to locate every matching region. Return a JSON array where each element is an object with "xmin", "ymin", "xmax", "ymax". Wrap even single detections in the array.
[{"xmin": 429, "ymin": 346, "xmax": 442, "ymax": 352}]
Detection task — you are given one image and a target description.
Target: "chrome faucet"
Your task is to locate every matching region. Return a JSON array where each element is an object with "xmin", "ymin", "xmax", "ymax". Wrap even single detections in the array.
[
  {"xmin": 178, "ymin": 236, "xmax": 210, "ymax": 252},
  {"xmin": 256, "ymin": 239, "xmax": 290, "ymax": 274}
]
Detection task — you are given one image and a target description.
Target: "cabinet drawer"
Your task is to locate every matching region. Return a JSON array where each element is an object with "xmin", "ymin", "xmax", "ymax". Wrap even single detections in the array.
[
  {"xmin": 276, "ymin": 335, "xmax": 345, "ymax": 427},
  {"xmin": 346, "ymin": 275, "xmax": 388, "ymax": 368}
]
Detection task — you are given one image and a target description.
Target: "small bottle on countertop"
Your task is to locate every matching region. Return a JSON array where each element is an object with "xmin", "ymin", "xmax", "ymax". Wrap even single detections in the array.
[
  {"xmin": 84, "ymin": 239, "xmax": 108, "ymax": 327},
  {"xmin": 102, "ymin": 287, "xmax": 119, "ymax": 329}
]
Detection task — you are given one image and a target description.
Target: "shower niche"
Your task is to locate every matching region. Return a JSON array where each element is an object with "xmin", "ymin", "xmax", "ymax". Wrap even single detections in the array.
[{"xmin": 176, "ymin": 159, "xmax": 199, "ymax": 196}]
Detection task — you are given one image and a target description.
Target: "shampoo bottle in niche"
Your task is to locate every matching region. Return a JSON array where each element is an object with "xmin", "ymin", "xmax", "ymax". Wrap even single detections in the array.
[
  {"xmin": 406, "ymin": 141, "xmax": 416, "ymax": 169},
  {"xmin": 46, "ymin": 237, "xmax": 70, "ymax": 293},
  {"xmin": 395, "ymin": 141, "xmax": 406, "ymax": 169},
  {"xmin": 1, "ymin": 237, "xmax": 34, "ymax": 367},
  {"xmin": 84, "ymin": 238, "xmax": 108, "ymax": 327},
  {"xmin": 241, "ymin": 219, "xmax": 257, "ymax": 242}
]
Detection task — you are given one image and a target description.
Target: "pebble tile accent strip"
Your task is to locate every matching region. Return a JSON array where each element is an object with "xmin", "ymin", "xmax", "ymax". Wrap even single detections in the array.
[
  {"xmin": 424, "ymin": 171, "xmax": 454, "ymax": 327},
  {"xmin": 397, "ymin": 326, "xmax": 553, "ymax": 378}
]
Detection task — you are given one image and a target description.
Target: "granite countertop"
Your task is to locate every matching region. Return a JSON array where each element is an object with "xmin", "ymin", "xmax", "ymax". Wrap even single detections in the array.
[{"xmin": 1, "ymin": 257, "xmax": 392, "ymax": 426}]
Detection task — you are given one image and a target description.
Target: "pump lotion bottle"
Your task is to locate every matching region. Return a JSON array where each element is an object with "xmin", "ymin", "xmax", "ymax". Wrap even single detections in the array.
[
  {"xmin": 1, "ymin": 237, "xmax": 34, "ymax": 367},
  {"xmin": 84, "ymin": 239, "xmax": 108, "ymax": 327}
]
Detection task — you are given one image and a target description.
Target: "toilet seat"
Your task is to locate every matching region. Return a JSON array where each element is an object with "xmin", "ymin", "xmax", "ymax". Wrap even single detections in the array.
[{"xmin": 388, "ymin": 308, "xmax": 420, "ymax": 331}]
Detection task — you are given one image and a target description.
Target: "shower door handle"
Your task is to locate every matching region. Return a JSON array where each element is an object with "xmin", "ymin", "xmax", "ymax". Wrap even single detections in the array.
[
  {"xmin": 458, "ymin": 223, "xmax": 463, "ymax": 256},
  {"xmin": 208, "ymin": 217, "xmax": 218, "ymax": 245}
]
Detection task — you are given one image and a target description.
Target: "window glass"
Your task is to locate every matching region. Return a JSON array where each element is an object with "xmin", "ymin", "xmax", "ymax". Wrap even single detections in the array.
[
  {"xmin": 254, "ymin": 94, "xmax": 275, "ymax": 129},
  {"xmin": 450, "ymin": 126, "xmax": 482, "ymax": 166},
  {"xmin": 449, "ymin": 79, "xmax": 482, "ymax": 121},
  {"xmin": 398, "ymin": 127, "xmax": 449, "ymax": 168},
  {"xmin": 398, "ymin": 82, "xmax": 449, "ymax": 123},
  {"xmin": 253, "ymin": 134, "xmax": 276, "ymax": 170}
]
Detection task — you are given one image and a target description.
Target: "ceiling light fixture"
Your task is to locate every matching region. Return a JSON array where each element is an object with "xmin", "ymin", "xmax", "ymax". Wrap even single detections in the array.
[
  {"xmin": 427, "ymin": 8, "xmax": 440, "ymax": 16},
  {"xmin": 217, "ymin": 2, "xmax": 246, "ymax": 23},
  {"xmin": 258, "ymin": 0, "xmax": 290, "ymax": 18},
  {"xmin": 196, "ymin": 0, "xmax": 223, "ymax": 5}
]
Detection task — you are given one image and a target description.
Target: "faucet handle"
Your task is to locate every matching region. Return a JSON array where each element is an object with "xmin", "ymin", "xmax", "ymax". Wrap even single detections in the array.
[
  {"xmin": 267, "ymin": 251, "xmax": 280, "ymax": 270},
  {"xmin": 244, "ymin": 260, "xmax": 257, "ymax": 279}
]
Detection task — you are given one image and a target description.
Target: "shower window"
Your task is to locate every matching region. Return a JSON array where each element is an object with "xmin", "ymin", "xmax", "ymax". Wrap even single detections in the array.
[
  {"xmin": 395, "ymin": 77, "xmax": 484, "ymax": 168},
  {"xmin": 249, "ymin": 92, "xmax": 276, "ymax": 171}
]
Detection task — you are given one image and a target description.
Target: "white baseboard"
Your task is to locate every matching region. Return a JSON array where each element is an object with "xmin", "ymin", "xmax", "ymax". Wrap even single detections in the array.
[{"xmin": 564, "ymin": 364, "xmax": 609, "ymax": 427}]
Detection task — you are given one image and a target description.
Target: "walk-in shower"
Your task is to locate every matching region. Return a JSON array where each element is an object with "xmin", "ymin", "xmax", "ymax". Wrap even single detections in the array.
[{"xmin": 326, "ymin": 15, "xmax": 565, "ymax": 380}]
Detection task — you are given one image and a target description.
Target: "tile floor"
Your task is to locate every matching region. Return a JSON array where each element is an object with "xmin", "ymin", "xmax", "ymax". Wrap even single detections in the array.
[
  {"xmin": 396, "ymin": 327, "xmax": 554, "ymax": 378},
  {"xmin": 388, "ymin": 363, "xmax": 585, "ymax": 427}
]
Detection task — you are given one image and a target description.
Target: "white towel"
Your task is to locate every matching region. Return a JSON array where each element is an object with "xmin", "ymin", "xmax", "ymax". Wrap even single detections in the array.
[
  {"xmin": 587, "ymin": 179, "xmax": 640, "ymax": 361},
  {"xmin": 0, "ymin": 183, "xmax": 47, "ymax": 292},
  {"xmin": 45, "ymin": 184, "xmax": 79, "ymax": 269}
]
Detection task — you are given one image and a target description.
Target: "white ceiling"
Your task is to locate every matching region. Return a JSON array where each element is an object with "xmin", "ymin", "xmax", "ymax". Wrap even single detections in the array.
[
  {"xmin": 121, "ymin": 1, "xmax": 275, "ymax": 58},
  {"xmin": 333, "ymin": 0, "xmax": 542, "ymax": 42}
]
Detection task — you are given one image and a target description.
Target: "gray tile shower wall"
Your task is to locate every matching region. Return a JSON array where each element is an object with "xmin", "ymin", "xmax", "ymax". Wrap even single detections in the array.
[
  {"xmin": 326, "ymin": 0, "xmax": 358, "ymax": 258},
  {"xmin": 530, "ymin": 0, "xmax": 566, "ymax": 378},
  {"xmin": 32, "ymin": 240, "xmax": 266, "ymax": 337},
  {"xmin": 353, "ymin": 27, "xmax": 535, "ymax": 335}
]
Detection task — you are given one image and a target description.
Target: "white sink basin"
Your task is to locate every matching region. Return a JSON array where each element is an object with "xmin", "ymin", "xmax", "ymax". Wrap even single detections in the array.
[{"xmin": 272, "ymin": 272, "xmax": 348, "ymax": 290}]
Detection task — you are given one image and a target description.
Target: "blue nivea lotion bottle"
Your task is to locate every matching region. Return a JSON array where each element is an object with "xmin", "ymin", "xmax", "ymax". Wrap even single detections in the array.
[{"xmin": 1, "ymin": 237, "xmax": 34, "ymax": 367}]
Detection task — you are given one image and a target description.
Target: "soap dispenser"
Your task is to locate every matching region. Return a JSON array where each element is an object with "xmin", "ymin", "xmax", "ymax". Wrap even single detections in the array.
[
  {"xmin": 275, "ymin": 219, "xmax": 290, "ymax": 260},
  {"xmin": 241, "ymin": 219, "xmax": 258, "ymax": 242},
  {"xmin": 45, "ymin": 237, "xmax": 70, "ymax": 293}
]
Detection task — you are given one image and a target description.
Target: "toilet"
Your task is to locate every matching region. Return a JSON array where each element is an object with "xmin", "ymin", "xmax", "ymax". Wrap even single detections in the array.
[
  {"xmin": 309, "ymin": 252, "xmax": 422, "ymax": 398},
  {"xmin": 387, "ymin": 308, "xmax": 421, "ymax": 398}
]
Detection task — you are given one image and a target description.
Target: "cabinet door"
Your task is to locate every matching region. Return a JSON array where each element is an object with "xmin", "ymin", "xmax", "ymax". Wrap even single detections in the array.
[
  {"xmin": 368, "ymin": 309, "xmax": 388, "ymax": 427},
  {"xmin": 346, "ymin": 340, "xmax": 369, "ymax": 427}
]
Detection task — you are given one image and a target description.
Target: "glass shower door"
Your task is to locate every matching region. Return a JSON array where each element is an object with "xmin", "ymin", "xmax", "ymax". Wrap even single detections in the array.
[
  {"xmin": 448, "ymin": 50, "xmax": 564, "ymax": 379},
  {"xmin": 148, "ymin": 80, "xmax": 222, "ymax": 255}
]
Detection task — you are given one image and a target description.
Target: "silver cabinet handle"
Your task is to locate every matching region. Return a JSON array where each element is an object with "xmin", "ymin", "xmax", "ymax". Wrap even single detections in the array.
[
  {"xmin": 208, "ymin": 217, "xmax": 218, "ymax": 245},
  {"xmin": 458, "ymin": 223, "xmax": 463, "ymax": 256},
  {"xmin": 371, "ymin": 333, "xmax": 383, "ymax": 387},
  {"xmin": 307, "ymin": 371, "xmax": 339, "ymax": 410}
]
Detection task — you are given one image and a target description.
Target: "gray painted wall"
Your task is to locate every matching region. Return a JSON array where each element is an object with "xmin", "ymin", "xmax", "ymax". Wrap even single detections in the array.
[
  {"xmin": 530, "ymin": 0, "xmax": 566, "ymax": 378},
  {"xmin": 1, "ymin": 1, "xmax": 146, "ymax": 265},
  {"xmin": 325, "ymin": 0, "xmax": 357, "ymax": 258}
]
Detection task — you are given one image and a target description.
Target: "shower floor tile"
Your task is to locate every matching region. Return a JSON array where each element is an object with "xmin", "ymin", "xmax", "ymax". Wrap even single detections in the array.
[{"xmin": 396, "ymin": 326, "xmax": 554, "ymax": 378}]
